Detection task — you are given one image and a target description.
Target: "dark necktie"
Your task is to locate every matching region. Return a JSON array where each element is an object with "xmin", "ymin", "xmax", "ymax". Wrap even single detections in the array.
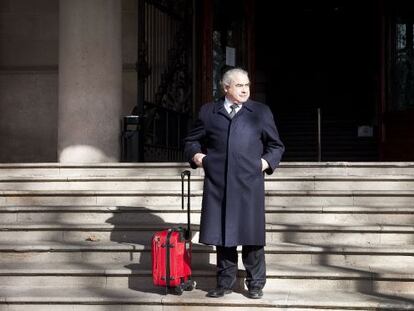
[{"xmin": 229, "ymin": 104, "xmax": 239, "ymax": 119}]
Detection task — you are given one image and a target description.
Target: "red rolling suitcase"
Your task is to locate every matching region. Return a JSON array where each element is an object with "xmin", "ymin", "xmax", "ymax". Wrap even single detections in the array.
[{"xmin": 151, "ymin": 170, "xmax": 196, "ymax": 295}]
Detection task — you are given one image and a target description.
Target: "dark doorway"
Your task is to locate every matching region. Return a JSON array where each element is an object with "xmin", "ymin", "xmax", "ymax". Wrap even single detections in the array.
[
  {"xmin": 381, "ymin": 0, "xmax": 414, "ymax": 160},
  {"xmin": 256, "ymin": 1, "xmax": 379, "ymax": 161}
]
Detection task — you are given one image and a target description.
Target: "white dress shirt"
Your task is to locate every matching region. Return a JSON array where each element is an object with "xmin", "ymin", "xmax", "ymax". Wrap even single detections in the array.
[{"xmin": 224, "ymin": 97, "xmax": 242, "ymax": 115}]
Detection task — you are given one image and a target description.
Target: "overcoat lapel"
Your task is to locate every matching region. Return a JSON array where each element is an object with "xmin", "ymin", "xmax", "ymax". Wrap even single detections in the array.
[
  {"xmin": 213, "ymin": 99, "xmax": 230, "ymax": 120},
  {"xmin": 233, "ymin": 100, "xmax": 254, "ymax": 120}
]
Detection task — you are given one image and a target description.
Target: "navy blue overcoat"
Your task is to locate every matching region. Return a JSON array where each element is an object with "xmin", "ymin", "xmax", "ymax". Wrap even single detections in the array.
[{"xmin": 184, "ymin": 99, "xmax": 285, "ymax": 247}]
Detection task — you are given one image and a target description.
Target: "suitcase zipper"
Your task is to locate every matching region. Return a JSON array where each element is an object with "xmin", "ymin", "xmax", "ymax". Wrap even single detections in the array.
[{"xmin": 165, "ymin": 229, "xmax": 174, "ymax": 287}]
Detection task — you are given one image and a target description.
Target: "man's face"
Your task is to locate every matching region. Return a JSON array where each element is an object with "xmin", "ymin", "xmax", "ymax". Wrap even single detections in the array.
[{"xmin": 224, "ymin": 72, "xmax": 250, "ymax": 104}]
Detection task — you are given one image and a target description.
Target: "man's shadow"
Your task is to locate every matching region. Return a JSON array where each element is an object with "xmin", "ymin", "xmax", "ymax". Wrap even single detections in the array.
[{"xmin": 106, "ymin": 206, "xmax": 215, "ymax": 294}]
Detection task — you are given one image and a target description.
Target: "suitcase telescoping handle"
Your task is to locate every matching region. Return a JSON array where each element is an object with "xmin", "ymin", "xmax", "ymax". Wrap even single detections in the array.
[{"xmin": 181, "ymin": 170, "xmax": 191, "ymax": 239}]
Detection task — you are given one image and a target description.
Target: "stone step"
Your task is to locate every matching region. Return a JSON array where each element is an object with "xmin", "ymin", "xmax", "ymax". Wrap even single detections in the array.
[
  {"xmin": 4, "ymin": 204, "xmax": 414, "ymax": 212},
  {"xmin": 2, "ymin": 190, "xmax": 414, "ymax": 206},
  {"xmin": 0, "ymin": 222, "xmax": 413, "ymax": 246},
  {"xmin": 1, "ymin": 242, "xmax": 413, "ymax": 267},
  {"xmin": 1, "ymin": 162, "xmax": 414, "ymax": 177},
  {"xmin": 2, "ymin": 175, "xmax": 414, "ymax": 191},
  {"xmin": 0, "ymin": 262, "xmax": 413, "ymax": 294},
  {"xmin": 0, "ymin": 287, "xmax": 413, "ymax": 311},
  {"xmin": 1, "ymin": 205, "xmax": 413, "ymax": 225},
  {"xmin": 2, "ymin": 261, "xmax": 413, "ymax": 278},
  {"xmin": 0, "ymin": 162, "xmax": 413, "ymax": 310},
  {"xmin": 275, "ymin": 162, "xmax": 414, "ymax": 176},
  {"xmin": 0, "ymin": 163, "xmax": 193, "ymax": 177}
]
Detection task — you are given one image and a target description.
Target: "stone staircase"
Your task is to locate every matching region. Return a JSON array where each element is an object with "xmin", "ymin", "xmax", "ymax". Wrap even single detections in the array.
[{"xmin": 0, "ymin": 162, "xmax": 414, "ymax": 310}]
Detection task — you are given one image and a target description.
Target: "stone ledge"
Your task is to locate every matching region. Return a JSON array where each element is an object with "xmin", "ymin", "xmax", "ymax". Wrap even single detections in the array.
[
  {"xmin": 0, "ymin": 287, "xmax": 413, "ymax": 310},
  {"xmin": 0, "ymin": 241, "xmax": 413, "ymax": 255},
  {"xmin": 1, "ymin": 162, "xmax": 414, "ymax": 168},
  {"xmin": 0, "ymin": 262, "xmax": 413, "ymax": 280},
  {"xmin": 1, "ymin": 205, "xmax": 413, "ymax": 213},
  {"xmin": 2, "ymin": 189, "xmax": 414, "ymax": 196},
  {"xmin": 2, "ymin": 175, "xmax": 414, "ymax": 181},
  {"xmin": 1, "ymin": 222, "xmax": 413, "ymax": 233}
]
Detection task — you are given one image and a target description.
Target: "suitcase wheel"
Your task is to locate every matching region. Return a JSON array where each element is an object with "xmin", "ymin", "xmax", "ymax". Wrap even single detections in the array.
[
  {"xmin": 174, "ymin": 284, "xmax": 184, "ymax": 295},
  {"xmin": 173, "ymin": 280, "xmax": 196, "ymax": 295},
  {"xmin": 183, "ymin": 280, "xmax": 196, "ymax": 291}
]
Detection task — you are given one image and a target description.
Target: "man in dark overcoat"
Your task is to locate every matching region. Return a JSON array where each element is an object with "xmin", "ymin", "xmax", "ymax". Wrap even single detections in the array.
[{"xmin": 184, "ymin": 68, "xmax": 284, "ymax": 299}]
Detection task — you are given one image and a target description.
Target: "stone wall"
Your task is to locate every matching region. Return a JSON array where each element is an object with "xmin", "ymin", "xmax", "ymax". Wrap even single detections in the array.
[
  {"xmin": 0, "ymin": 0, "xmax": 138, "ymax": 162},
  {"xmin": 0, "ymin": 0, "xmax": 59, "ymax": 162},
  {"xmin": 121, "ymin": 0, "xmax": 137, "ymax": 117}
]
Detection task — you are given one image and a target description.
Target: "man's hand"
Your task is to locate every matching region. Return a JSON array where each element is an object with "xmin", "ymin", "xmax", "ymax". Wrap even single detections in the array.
[
  {"xmin": 193, "ymin": 153, "xmax": 206, "ymax": 168},
  {"xmin": 261, "ymin": 158, "xmax": 269, "ymax": 172}
]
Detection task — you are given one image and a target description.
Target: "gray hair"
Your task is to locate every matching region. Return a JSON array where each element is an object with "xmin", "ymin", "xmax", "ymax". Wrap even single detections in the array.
[{"xmin": 220, "ymin": 68, "xmax": 249, "ymax": 91}]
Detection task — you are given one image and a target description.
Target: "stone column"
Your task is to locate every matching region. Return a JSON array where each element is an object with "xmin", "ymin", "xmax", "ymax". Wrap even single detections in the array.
[{"xmin": 58, "ymin": 0, "xmax": 122, "ymax": 162}]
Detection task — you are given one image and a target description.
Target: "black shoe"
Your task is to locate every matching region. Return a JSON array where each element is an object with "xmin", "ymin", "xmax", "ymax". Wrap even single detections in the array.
[
  {"xmin": 247, "ymin": 288, "xmax": 263, "ymax": 299},
  {"xmin": 206, "ymin": 287, "xmax": 233, "ymax": 298}
]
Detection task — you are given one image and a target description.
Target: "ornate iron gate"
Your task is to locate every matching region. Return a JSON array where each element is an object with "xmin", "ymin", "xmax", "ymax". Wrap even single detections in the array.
[{"xmin": 137, "ymin": 0, "xmax": 193, "ymax": 162}]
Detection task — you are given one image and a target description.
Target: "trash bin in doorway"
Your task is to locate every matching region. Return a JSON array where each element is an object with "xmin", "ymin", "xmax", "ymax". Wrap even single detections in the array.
[{"xmin": 121, "ymin": 115, "xmax": 144, "ymax": 162}]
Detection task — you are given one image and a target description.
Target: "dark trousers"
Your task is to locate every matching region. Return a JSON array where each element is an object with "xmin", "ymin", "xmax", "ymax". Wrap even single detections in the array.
[{"xmin": 216, "ymin": 245, "xmax": 266, "ymax": 290}]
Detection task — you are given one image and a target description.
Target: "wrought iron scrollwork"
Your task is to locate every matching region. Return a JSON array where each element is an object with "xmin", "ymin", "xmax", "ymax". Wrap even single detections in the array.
[
  {"xmin": 138, "ymin": 0, "xmax": 193, "ymax": 161},
  {"xmin": 137, "ymin": 42, "xmax": 151, "ymax": 82},
  {"xmin": 154, "ymin": 23, "xmax": 192, "ymax": 113},
  {"xmin": 146, "ymin": 0, "xmax": 188, "ymax": 20}
]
